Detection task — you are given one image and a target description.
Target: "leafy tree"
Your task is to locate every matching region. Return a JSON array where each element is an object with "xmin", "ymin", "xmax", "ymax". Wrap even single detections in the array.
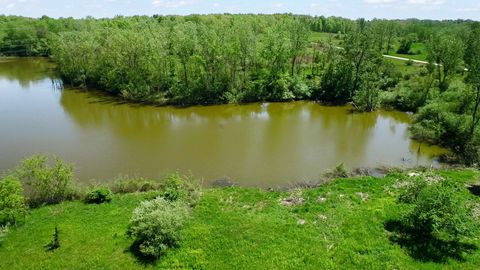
[
  {"xmin": 14, "ymin": 154, "xmax": 74, "ymax": 207},
  {"xmin": 0, "ymin": 175, "xmax": 27, "ymax": 225},
  {"xmin": 288, "ymin": 18, "xmax": 309, "ymax": 76},
  {"xmin": 464, "ymin": 23, "xmax": 480, "ymax": 139},
  {"xmin": 411, "ymin": 81, "xmax": 478, "ymax": 163},
  {"xmin": 427, "ymin": 33, "xmax": 464, "ymax": 91},
  {"xmin": 397, "ymin": 33, "xmax": 417, "ymax": 54},
  {"xmin": 353, "ymin": 63, "xmax": 381, "ymax": 112}
]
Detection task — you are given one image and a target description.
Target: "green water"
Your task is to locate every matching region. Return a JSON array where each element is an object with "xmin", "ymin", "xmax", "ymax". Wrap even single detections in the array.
[{"xmin": 0, "ymin": 58, "xmax": 448, "ymax": 186}]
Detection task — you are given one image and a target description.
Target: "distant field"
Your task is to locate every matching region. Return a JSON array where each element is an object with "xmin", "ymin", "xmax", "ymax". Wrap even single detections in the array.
[
  {"xmin": 387, "ymin": 42, "xmax": 428, "ymax": 61},
  {"xmin": 308, "ymin": 32, "xmax": 425, "ymax": 74},
  {"xmin": 309, "ymin": 31, "xmax": 343, "ymax": 46},
  {"xmin": 309, "ymin": 32, "xmax": 428, "ymax": 61}
]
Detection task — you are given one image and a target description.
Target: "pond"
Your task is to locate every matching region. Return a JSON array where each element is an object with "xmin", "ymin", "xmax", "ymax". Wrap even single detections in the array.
[{"xmin": 0, "ymin": 58, "xmax": 448, "ymax": 186}]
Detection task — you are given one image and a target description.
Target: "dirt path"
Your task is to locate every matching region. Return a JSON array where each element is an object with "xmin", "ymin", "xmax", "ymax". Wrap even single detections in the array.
[{"xmin": 383, "ymin": 55, "xmax": 430, "ymax": 65}]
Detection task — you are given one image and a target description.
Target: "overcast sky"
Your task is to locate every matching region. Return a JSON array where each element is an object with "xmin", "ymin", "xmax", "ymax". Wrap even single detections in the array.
[{"xmin": 0, "ymin": 0, "xmax": 479, "ymax": 20}]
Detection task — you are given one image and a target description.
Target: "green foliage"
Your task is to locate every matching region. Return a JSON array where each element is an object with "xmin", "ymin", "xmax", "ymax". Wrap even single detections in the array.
[
  {"xmin": 396, "ymin": 33, "xmax": 417, "ymax": 54},
  {"xmin": 127, "ymin": 197, "xmax": 190, "ymax": 259},
  {"xmin": 46, "ymin": 15, "xmax": 315, "ymax": 105},
  {"xmin": 312, "ymin": 50, "xmax": 354, "ymax": 103},
  {"xmin": 5, "ymin": 14, "xmax": 463, "ymax": 110},
  {"xmin": 0, "ymin": 225, "xmax": 9, "ymax": 244},
  {"xmin": 84, "ymin": 187, "xmax": 113, "ymax": 204},
  {"xmin": 411, "ymin": 80, "xmax": 480, "ymax": 164},
  {"xmin": 110, "ymin": 175, "xmax": 161, "ymax": 194},
  {"xmin": 13, "ymin": 154, "xmax": 74, "ymax": 208},
  {"xmin": 162, "ymin": 172, "xmax": 201, "ymax": 207},
  {"xmin": 427, "ymin": 33, "xmax": 464, "ymax": 91},
  {"xmin": 465, "ymin": 23, "xmax": 480, "ymax": 88},
  {"xmin": 398, "ymin": 176, "xmax": 474, "ymax": 242},
  {"xmin": 352, "ymin": 63, "xmax": 381, "ymax": 112},
  {"xmin": 384, "ymin": 71, "xmax": 436, "ymax": 112},
  {"xmin": 0, "ymin": 176, "xmax": 26, "ymax": 225},
  {"xmin": 313, "ymin": 21, "xmax": 396, "ymax": 107}
]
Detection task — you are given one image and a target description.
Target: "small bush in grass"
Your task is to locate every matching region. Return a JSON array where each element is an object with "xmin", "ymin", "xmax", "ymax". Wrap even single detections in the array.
[
  {"xmin": 84, "ymin": 187, "xmax": 113, "ymax": 204},
  {"xmin": 0, "ymin": 225, "xmax": 9, "ymax": 244},
  {"xmin": 0, "ymin": 175, "xmax": 27, "ymax": 225},
  {"xmin": 398, "ymin": 176, "xmax": 474, "ymax": 242},
  {"xmin": 14, "ymin": 154, "xmax": 74, "ymax": 208},
  {"xmin": 111, "ymin": 175, "xmax": 161, "ymax": 194},
  {"xmin": 386, "ymin": 175, "xmax": 478, "ymax": 261},
  {"xmin": 127, "ymin": 197, "xmax": 190, "ymax": 259},
  {"xmin": 162, "ymin": 172, "xmax": 201, "ymax": 206}
]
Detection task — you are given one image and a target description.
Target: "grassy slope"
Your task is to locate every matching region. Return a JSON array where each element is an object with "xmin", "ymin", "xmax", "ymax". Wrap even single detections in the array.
[{"xmin": 1, "ymin": 170, "xmax": 480, "ymax": 269}]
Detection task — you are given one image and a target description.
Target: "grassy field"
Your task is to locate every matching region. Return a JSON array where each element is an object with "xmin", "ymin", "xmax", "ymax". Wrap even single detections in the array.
[
  {"xmin": 309, "ymin": 31, "xmax": 343, "ymax": 46},
  {"xmin": 308, "ymin": 31, "xmax": 428, "ymax": 60},
  {"xmin": 308, "ymin": 32, "xmax": 426, "ymax": 75},
  {"xmin": 1, "ymin": 169, "xmax": 480, "ymax": 269},
  {"xmin": 388, "ymin": 57, "xmax": 426, "ymax": 75},
  {"xmin": 386, "ymin": 42, "xmax": 428, "ymax": 61}
]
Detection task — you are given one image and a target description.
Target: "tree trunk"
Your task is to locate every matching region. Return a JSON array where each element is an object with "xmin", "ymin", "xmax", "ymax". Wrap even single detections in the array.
[{"xmin": 291, "ymin": 55, "xmax": 297, "ymax": 76}]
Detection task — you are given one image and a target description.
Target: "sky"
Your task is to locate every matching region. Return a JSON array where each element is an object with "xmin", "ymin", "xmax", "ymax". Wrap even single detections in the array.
[{"xmin": 0, "ymin": 0, "xmax": 479, "ymax": 20}]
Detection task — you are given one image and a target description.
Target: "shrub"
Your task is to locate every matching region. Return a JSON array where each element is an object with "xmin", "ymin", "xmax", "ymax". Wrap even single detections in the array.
[
  {"xmin": 110, "ymin": 175, "xmax": 161, "ymax": 194},
  {"xmin": 324, "ymin": 163, "xmax": 349, "ymax": 179},
  {"xmin": 0, "ymin": 225, "xmax": 9, "ymax": 244},
  {"xmin": 398, "ymin": 176, "xmax": 473, "ymax": 242},
  {"xmin": 84, "ymin": 187, "xmax": 113, "ymax": 204},
  {"xmin": 334, "ymin": 163, "xmax": 349, "ymax": 178},
  {"xmin": 14, "ymin": 154, "xmax": 74, "ymax": 207},
  {"xmin": 0, "ymin": 175, "xmax": 27, "ymax": 225},
  {"xmin": 162, "ymin": 172, "xmax": 201, "ymax": 206},
  {"xmin": 127, "ymin": 197, "xmax": 190, "ymax": 259}
]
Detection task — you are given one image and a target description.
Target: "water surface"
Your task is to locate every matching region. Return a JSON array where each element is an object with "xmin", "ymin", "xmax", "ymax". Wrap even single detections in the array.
[{"xmin": 0, "ymin": 58, "xmax": 448, "ymax": 186}]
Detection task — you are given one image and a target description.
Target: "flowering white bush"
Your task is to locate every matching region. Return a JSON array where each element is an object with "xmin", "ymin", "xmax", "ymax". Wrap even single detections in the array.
[{"xmin": 127, "ymin": 197, "xmax": 190, "ymax": 258}]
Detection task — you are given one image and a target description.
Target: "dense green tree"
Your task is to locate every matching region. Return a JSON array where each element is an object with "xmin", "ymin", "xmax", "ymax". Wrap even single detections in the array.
[
  {"xmin": 397, "ymin": 33, "xmax": 417, "ymax": 54},
  {"xmin": 0, "ymin": 176, "xmax": 27, "ymax": 225},
  {"xmin": 464, "ymin": 23, "xmax": 480, "ymax": 139},
  {"xmin": 427, "ymin": 33, "xmax": 464, "ymax": 91},
  {"xmin": 411, "ymin": 81, "xmax": 479, "ymax": 163}
]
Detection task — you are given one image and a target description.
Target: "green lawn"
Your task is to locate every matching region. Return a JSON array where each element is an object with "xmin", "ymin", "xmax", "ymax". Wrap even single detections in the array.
[
  {"xmin": 386, "ymin": 57, "xmax": 426, "ymax": 75},
  {"xmin": 1, "ymin": 170, "xmax": 480, "ymax": 269},
  {"xmin": 386, "ymin": 42, "xmax": 429, "ymax": 61},
  {"xmin": 309, "ymin": 31, "xmax": 343, "ymax": 46}
]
